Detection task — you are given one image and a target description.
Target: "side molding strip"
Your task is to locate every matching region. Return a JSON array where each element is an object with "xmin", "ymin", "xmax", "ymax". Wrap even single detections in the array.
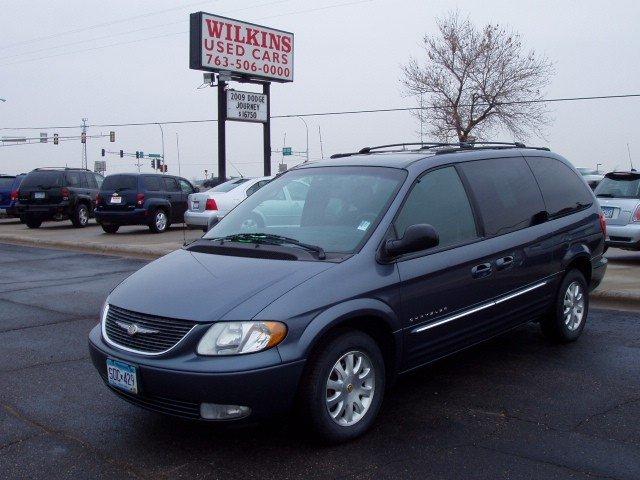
[{"xmin": 411, "ymin": 280, "xmax": 548, "ymax": 334}]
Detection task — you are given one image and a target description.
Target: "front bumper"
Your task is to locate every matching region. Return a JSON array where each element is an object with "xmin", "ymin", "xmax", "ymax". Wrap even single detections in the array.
[
  {"xmin": 88, "ymin": 325, "xmax": 305, "ymax": 421},
  {"xmin": 605, "ymin": 224, "xmax": 640, "ymax": 250},
  {"xmin": 95, "ymin": 209, "xmax": 149, "ymax": 226},
  {"xmin": 184, "ymin": 209, "xmax": 219, "ymax": 228}
]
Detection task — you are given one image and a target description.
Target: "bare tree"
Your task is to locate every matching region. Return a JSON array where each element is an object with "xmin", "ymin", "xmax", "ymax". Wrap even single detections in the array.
[{"xmin": 402, "ymin": 12, "xmax": 554, "ymax": 142}]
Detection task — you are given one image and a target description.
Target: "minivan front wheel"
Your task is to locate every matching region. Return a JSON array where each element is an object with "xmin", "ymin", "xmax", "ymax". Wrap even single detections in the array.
[
  {"xmin": 541, "ymin": 269, "xmax": 589, "ymax": 343},
  {"xmin": 298, "ymin": 330, "xmax": 385, "ymax": 443}
]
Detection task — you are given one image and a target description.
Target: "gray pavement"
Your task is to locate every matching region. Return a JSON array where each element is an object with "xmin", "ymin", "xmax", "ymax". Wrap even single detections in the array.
[{"xmin": 1, "ymin": 243, "xmax": 639, "ymax": 479}]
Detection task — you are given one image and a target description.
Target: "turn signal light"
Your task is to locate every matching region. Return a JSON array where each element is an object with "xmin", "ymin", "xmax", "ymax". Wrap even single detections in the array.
[
  {"xmin": 598, "ymin": 212, "xmax": 607, "ymax": 236},
  {"xmin": 632, "ymin": 205, "xmax": 640, "ymax": 223},
  {"xmin": 136, "ymin": 193, "xmax": 145, "ymax": 206},
  {"xmin": 61, "ymin": 187, "xmax": 70, "ymax": 200},
  {"xmin": 205, "ymin": 198, "xmax": 218, "ymax": 210}
]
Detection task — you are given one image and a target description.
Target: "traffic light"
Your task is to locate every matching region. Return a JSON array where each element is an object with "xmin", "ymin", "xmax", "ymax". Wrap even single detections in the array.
[
  {"xmin": 151, "ymin": 159, "xmax": 156, "ymax": 169},
  {"xmin": 119, "ymin": 150, "xmax": 124, "ymax": 158},
  {"xmin": 53, "ymin": 133, "xmax": 59, "ymax": 145},
  {"xmin": 163, "ymin": 164, "xmax": 168, "ymax": 173},
  {"xmin": 101, "ymin": 149, "xmax": 105, "ymax": 157},
  {"xmin": 109, "ymin": 131, "xmax": 115, "ymax": 142},
  {"xmin": 135, "ymin": 151, "xmax": 140, "ymax": 159},
  {"xmin": 81, "ymin": 132, "xmax": 86, "ymax": 144},
  {"xmin": 139, "ymin": 151, "xmax": 144, "ymax": 158}
]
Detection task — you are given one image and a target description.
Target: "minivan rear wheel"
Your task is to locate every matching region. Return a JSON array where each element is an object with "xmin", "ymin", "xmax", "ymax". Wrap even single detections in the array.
[
  {"xmin": 541, "ymin": 269, "xmax": 589, "ymax": 343},
  {"xmin": 297, "ymin": 330, "xmax": 385, "ymax": 443}
]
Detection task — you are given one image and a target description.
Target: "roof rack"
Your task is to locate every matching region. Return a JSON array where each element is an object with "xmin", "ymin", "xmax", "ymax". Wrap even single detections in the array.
[{"xmin": 330, "ymin": 141, "xmax": 548, "ymax": 159}]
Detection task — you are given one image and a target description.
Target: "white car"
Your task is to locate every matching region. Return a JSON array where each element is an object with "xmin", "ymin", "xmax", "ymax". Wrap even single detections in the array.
[{"xmin": 185, "ymin": 176, "xmax": 273, "ymax": 230}]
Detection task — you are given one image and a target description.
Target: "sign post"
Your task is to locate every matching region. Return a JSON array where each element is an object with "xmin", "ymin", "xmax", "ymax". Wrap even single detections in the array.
[{"xmin": 189, "ymin": 11, "xmax": 294, "ymax": 180}]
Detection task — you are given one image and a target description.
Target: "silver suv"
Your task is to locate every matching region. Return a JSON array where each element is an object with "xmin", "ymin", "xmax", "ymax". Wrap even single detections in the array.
[{"xmin": 595, "ymin": 171, "xmax": 640, "ymax": 250}]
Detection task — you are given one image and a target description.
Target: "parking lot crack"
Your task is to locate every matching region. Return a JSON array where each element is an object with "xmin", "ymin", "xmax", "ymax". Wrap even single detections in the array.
[
  {"xmin": 0, "ymin": 315, "xmax": 96, "ymax": 334},
  {"xmin": 573, "ymin": 396, "xmax": 640, "ymax": 432},
  {"xmin": 1, "ymin": 403, "xmax": 153, "ymax": 480},
  {"xmin": 0, "ymin": 355, "xmax": 89, "ymax": 373}
]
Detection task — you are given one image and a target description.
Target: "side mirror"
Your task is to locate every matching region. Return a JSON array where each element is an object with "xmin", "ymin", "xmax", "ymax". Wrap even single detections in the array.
[{"xmin": 384, "ymin": 224, "xmax": 439, "ymax": 258}]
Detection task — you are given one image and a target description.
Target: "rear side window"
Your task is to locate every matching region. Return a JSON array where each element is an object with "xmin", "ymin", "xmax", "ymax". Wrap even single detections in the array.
[
  {"xmin": 163, "ymin": 177, "xmax": 180, "ymax": 192},
  {"xmin": 66, "ymin": 171, "xmax": 82, "ymax": 187},
  {"xmin": 460, "ymin": 157, "xmax": 545, "ymax": 236},
  {"xmin": 394, "ymin": 166, "xmax": 478, "ymax": 249},
  {"xmin": 142, "ymin": 176, "xmax": 162, "ymax": 191},
  {"xmin": 94, "ymin": 174, "xmax": 104, "ymax": 188},
  {"xmin": 102, "ymin": 175, "xmax": 138, "ymax": 191},
  {"xmin": 526, "ymin": 157, "xmax": 594, "ymax": 217},
  {"xmin": 20, "ymin": 171, "xmax": 64, "ymax": 188}
]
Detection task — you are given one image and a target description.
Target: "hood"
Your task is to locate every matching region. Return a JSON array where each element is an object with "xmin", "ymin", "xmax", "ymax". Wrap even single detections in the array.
[{"xmin": 108, "ymin": 249, "xmax": 335, "ymax": 322}]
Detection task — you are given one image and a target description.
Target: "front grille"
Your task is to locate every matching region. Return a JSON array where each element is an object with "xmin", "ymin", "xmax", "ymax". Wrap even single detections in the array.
[
  {"xmin": 104, "ymin": 382, "xmax": 201, "ymax": 419},
  {"xmin": 104, "ymin": 304, "xmax": 197, "ymax": 354}
]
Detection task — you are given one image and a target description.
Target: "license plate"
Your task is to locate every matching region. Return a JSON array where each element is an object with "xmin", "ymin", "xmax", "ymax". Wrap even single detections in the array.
[
  {"xmin": 602, "ymin": 207, "xmax": 615, "ymax": 218},
  {"xmin": 110, "ymin": 196, "xmax": 122, "ymax": 204},
  {"xmin": 192, "ymin": 201, "xmax": 199, "ymax": 210},
  {"xmin": 106, "ymin": 359, "xmax": 138, "ymax": 394},
  {"xmin": 34, "ymin": 192, "xmax": 45, "ymax": 199}
]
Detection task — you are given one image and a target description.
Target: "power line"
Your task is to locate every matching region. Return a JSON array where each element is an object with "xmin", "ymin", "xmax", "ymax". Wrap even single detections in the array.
[{"xmin": 1, "ymin": 93, "xmax": 639, "ymax": 131}]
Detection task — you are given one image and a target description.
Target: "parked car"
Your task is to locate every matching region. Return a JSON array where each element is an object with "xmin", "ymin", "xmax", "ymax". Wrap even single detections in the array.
[
  {"xmin": 89, "ymin": 143, "xmax": 606, "ymax": 443},
  {"xmin": 185, "ymin": 176, "xmax": 272, "ymax": 231},
  {"xmin": 595, "ymin": 170, "xmax": 640, "ymax": 250},
  {"xmin": 577, "ymin": 167, "xmax": 604, "ymax": 190},
  {"xmin": 17, "ymin": 168, "xmax": 104, "ymax": 229},
  {"xmin": 201, "ymin": 176, "xmax": 237, "ymax": 189},
  {"xmin": 95, "ymin": 173, "xmax": 197, "ymax": 234},
  {"xmin": 0, "ymin": 173, "xmax": 26, "ymax": 218}
]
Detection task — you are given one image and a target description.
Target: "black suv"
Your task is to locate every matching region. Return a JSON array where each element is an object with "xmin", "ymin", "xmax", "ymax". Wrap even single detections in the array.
[
  {"xmin": 95, "ymin": 173, "xmax": 197, "ymax": 233},
  {"xmin": 17, "ymin": 168, "xmax": 104, "ymax": 229},
  {"xmin": 89, "ymin": 143, "xmax": 607, "ymax": 443}
]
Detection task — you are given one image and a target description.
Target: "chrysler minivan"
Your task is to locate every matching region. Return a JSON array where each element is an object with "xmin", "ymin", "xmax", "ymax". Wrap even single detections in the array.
[{"xmin": 89, "ymin": 143, "xmax": 607, "ymax": 443}]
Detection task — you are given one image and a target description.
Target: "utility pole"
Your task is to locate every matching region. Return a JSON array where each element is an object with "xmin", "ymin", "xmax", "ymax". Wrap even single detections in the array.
[
  {"xmin": 318, "ymin": 126, "xmax": 324, "ymax": 159},
  {"xmin": 81, "ymin": 118, "xmax": 88, "ymax": 169}
]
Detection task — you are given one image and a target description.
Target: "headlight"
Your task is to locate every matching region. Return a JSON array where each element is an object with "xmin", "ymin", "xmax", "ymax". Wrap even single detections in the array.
[{"xmin": 197, "ymin": 321, "xmax": 287, "ymax": 356}]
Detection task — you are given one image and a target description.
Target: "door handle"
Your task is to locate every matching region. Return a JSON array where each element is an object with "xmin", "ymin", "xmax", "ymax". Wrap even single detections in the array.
[
  {"xmin": 471, "ymin": 263, "xmax": 492, "ymax": 279},
  {"xmin": 496, "ymin": 255, "xmax": 514, "ymax": 270}
]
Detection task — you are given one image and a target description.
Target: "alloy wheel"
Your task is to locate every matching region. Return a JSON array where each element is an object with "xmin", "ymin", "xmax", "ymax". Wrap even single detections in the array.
[
  {"xmin": 79, "ymin": 206, "xmax": 89, "ymax": 225},
  {"xmin": 563, "ymin": 281, "xmax": 585, "ymax": 331},
  {"xmin": 155, "ymin": 211, "xmax": 167, "ymax": 231}
]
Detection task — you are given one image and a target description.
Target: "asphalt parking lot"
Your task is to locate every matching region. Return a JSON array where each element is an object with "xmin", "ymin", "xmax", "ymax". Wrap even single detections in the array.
[{"xmin": 1, "ymin": 243, "xmax": 639, "ymax": 479}]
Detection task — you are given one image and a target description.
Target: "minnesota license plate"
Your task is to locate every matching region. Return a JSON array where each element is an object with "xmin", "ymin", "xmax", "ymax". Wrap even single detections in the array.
[
  {"xmin": 110, "ymin": 196, "xmax": 122, "ymax": 204},
  {"xmin": 34, "ymin": 192, "xmax": 45, "ymax": 199},
  {"xmin": 106, "ymin": 359, "xmax": 138, "ymax": 394},
  {"xmin": 601, "ymin": 207, "xmax": 615, "ymax": 218}
]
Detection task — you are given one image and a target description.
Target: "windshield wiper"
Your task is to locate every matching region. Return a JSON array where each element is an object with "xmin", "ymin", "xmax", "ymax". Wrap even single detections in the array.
[
  {"xmin": 596, "ymin": 193, "xmax": 614, "ymax": 197},
  {"xmin": 212, "ymin": 233, "xmax": 327, "ymax": 260}
]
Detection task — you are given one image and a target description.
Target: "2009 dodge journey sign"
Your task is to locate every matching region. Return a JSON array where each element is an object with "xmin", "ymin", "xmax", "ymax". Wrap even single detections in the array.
[{"xmin": 89, "ymin": 143, "xmax": 607, "ymax": 443}]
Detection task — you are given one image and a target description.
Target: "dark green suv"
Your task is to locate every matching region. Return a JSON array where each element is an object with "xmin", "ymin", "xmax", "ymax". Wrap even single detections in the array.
[{"xmin": 17, "ymin": 168, "xmax": 104, "ymax": 229}]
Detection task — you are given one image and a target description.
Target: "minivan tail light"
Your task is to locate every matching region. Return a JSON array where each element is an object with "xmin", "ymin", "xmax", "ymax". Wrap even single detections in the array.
[
  {"xmin": 136, "ymin": 193, "xmax": 145, "ymax": 206},
  {"xmin": 205, "ymin": 198, "xmax": 218, "ymax": 210},
  {"xmin": 632, "ymin": 205, "xmax": 640, "ymax": 223},
  {"xmin": 598, "ymin": 211, "xmax": 607, "ymax": 236},
  {"xmin": 61, "ymin": 187, "xmax": 70, "ymax": 199},
  {"xmin": 10, "ymin": 190, "xmax": 18, "ymax": 201}
]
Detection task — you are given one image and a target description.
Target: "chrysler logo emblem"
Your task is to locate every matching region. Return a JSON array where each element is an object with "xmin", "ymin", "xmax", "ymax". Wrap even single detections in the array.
[{"xmin": 115, "ymin": 320, "xmax": 159, "ymax": 336}]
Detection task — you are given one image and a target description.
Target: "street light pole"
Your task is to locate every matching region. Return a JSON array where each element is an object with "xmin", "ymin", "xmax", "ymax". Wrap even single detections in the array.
[
  {"xmin": 156, "ymin": 123, "xmax": 165, "ymax": 173},
  {"xmin": 296, "ymin": 116, "xmax": 309, "ymax": 162}
]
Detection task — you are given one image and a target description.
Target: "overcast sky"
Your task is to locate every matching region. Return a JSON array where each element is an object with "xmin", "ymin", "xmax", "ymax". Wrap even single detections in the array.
[{"xmin": 1, "ymin": 0, "xmax": 639, "ymax": 180}]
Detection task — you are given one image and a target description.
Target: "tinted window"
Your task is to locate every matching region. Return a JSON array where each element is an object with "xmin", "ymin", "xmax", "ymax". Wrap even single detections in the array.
[
  {"xmin": 21, "ymin": 171, "xmax": 64, "ymax": 188},
  {"xmin": 94, "ymin": 173, "xmax": 104, "ymax": 188},
  {"xmin": 394, "ymin": 166, "xmax": 477, "ymax": 248},
  {"xmin": 211, "ymin": 178, "xmax": 250, "ymax": 192},
  {"xmin": 84, "ymin": 172, "xmax": 98, "ymax": 189},
  {"xmin": 143, "ymin": 176, "xmax": 162, "ymax": 191},
  {"xmin": 0, "ymin": 177, "xmax": 14, "ymax": 189},
  {"xmin": 102, "ymin": 175, "xmax": 138, "ymax": 191},
  {"xmin": 163, "ymin": 177, "xmax": 180, "ymax": 192},
  {"xmin": 594, "ymin": 173, "xmax": 640, "ymax": 199},
  {"xmin": 526, "ymin": 157, "xmax": 594, "ymax": 217},
  {"xmin": 66, "ymin": 171, "xmax": 82, "ymax": 187},
  {"xmin": 461, "ymin": 157, "xmax": 545, "ymax": 236},
  {"xmin": 179, "ymin": 179, "xmax": 194, "ymax": 193}
]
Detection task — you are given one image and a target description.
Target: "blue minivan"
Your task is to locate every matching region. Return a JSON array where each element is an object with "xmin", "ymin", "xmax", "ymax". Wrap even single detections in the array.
[
  {"xmin": 0, "ymin": 173, "xmax": 26, "ymax": 218},
  {"xmin": 89, "ymin": 143, "xmax": 607, "ymax": 443}
]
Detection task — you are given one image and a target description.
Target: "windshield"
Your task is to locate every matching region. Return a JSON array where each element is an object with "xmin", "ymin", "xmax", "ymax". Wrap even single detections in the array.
[
  {"xmin": 204, "ymin": 166, "xmax": 407, "ymax": 254},
  {"xmin": 0, "ymin": 177, "xmax": 15, "ymax": 189},
  {"xmin": 101, "ymin": 175, "xmax": 137, "ymax": 191},
  {"xmin": 210, "ymin": 178, "xmax": 250, "ymax": 193},
  {"xmin": 21, "ymin": 171, "xmax": 63, "ymax": 188},
  {"xmin": 595, "ymin": 175, "xmax": 640, "ymax": 198}
]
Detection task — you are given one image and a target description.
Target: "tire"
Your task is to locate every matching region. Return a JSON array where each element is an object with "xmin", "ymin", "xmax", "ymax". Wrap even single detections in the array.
[
  {"xmin": 297, "ymin": 330, "xmax": 385, "ymax": 444},
  {"xmin": 18, "ymin": 215, "xmax": 26, "ymax": 224},
  {"xmin": 25, "ymin": 217, "xmax": 42, "ymax": 229},
  {"xmin": 148, "ymin": 209, "xmax": 168, "ymax": 233},
  {"xmin": 541, "ymin": 270, "xmax": 589, "ymax": 343},
  {"xmin": 71, "ymin": 203, "xmax": 89, "ymax": 228},
  {"xmin": 101, "ymin": 224, "xmax": 120, "ymax": 234}
]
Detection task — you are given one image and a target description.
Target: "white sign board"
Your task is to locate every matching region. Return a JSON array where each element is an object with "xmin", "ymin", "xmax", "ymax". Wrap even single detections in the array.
[
  {"xmin": 227, "ymin": 90, "xmax": 267, "ymax": 123},
  {"xmin": 190, "ymin": 12, "xmax": 294, "ymax": 82}
]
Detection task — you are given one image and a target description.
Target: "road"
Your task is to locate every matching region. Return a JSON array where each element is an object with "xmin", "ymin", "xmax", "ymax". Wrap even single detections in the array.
[{"xmin": 1, "ymin": 243, "xmax": 639, "ymax": 480}]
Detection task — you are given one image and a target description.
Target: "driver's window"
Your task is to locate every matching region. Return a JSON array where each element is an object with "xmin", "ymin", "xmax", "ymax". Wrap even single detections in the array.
[
  {"xmin": 179, "ymin": 179, "xmax": 194, "ymax": 193},
  {"xmin": 394, "ymin": 166, "xmax": 478, "ymax": 249}
]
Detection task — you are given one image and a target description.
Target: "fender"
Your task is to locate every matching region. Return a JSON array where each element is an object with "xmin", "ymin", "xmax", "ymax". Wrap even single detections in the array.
[
  {"xmin": 278, "ymin": 298, "xmax": 402, "ymax": 374},
  {"xmin": 145, "ymin": 198, "xmax": 172, "ymax": 215},
  {"xmin": 560, "ymin": 242, "xmax": 591, "ymax": 270}
]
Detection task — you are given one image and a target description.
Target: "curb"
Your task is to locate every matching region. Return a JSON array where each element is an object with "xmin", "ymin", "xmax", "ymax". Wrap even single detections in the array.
[
  {"xmin": 0, "ymin": 234, "xmax": 172, "ymax": 260},
  {"xmin": 591, "ymin": 289, "xmax": 640, "ymax": 305}
]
